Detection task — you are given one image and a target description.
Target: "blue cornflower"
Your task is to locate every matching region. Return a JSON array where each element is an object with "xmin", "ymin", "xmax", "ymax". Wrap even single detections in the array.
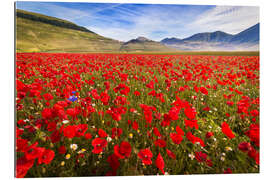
[
  {"xmin": 68, "ymin": 95, "xmax": 78, "ymax": 102},
  {"xmin": 72, "ymin": 91, "xmax": 77, "ymax": 94}
]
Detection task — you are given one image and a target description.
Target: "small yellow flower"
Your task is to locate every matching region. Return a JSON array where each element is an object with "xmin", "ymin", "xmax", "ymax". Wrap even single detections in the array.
[
  {"xmin": 65, "ymin": 154, "xmax": 71, "ymax": 159},
  {"xmin": 81, "ymin": 148, "xmax": 86, "ymax": 152},
  {"xmin": 171, "ymin": 127, "xmax": 174, "ymax": 131},
  {"xmin": 129, "ymin": 133, "xmax": 133, "ymax": 138},
  {"xmin": 61, "ymin": 161, "xmax": 65, "ymax": 166},
  {"xmin": 78, "ymin": 148, "xmax": 86, "ymax": 154},
  {"xmin": 137, "ymin": 130, "xmax": 140, "ymax": 133},
  {"xmin": 225, "ymin": 146, "xmax": 232, "ymax": 152}
]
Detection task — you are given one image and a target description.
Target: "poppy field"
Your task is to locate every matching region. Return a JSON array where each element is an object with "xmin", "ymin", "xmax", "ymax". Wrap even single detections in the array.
[{"xmin": 15, "ymin": 53, "xmax": 259, "ymax": 177}]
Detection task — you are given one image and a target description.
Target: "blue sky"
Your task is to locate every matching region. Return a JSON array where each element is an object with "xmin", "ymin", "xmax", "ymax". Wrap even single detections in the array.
[{"xmin": 16, "ymin": 1, "xmax": 259, "ymax": 41}]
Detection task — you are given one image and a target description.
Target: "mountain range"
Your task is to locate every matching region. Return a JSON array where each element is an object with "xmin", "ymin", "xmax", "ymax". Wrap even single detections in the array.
[
  {"xmin": 119, "ymin": 36, "xmax": 175, "ymax": 52},
  {"xmin": 161, "ymin": 23, "xmax": 259, "ymax": 51},
  {"xmin": 16, "ymin": 9, "xmax": 259, "ymax": 53}
]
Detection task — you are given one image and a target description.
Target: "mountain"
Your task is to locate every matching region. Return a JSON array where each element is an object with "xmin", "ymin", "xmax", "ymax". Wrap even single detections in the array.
[
  {"xmin": 182, "ymin": 31, "xmax": 233, "ymax": 42},
  {"xmin": 230, "ymin": 23, "xmax": 259, "ymax": 44},
  {"xmin": 16, "ymin": 9, "xmax": 122, "ymax": 52},
  {"xmin": 161, "ymin": 23, "xmax": 259, "ymax": 51},
  {"xmin": 161, "ymin": 37, "xmax": 182, "ymax": 45},
  {"xmin": 120, "ymin": 36, "xmax": 176, "ymax": 52}
]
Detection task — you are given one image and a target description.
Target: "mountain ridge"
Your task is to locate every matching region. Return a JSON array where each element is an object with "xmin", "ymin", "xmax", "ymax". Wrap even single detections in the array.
[
  {"xmin": 120, "ymin": 36, "xmax": 176, "ymax": 52},
  {"xmin": 161, "ymin": 23, "xmax": 259, "ymax": 51}
]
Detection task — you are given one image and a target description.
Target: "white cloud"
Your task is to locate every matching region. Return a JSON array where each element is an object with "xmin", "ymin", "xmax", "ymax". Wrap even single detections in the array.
[
  {"xmin": 87, "ymin": 5, "xmax": 259, "ymax": 41},
  {"xmin": 188, "ymin": 6, "xmax": 259, "ymax": 34}
]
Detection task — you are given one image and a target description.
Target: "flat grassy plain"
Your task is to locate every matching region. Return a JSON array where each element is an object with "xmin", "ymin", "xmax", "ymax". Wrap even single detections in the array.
[{"xmin": 54, "ymin": 51, "xmax": 259, "ymax": 56}]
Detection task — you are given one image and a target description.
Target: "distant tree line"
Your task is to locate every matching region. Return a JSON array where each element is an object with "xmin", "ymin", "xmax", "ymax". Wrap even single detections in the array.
[{"xmin": 16, "ymin": 11, "xmax": 94, "ymax": 33}]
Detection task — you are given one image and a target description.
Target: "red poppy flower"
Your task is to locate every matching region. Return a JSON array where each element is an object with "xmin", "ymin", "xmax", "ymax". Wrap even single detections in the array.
[
  {"xmin": 41, "ymin": 108, "xmax": 53, "ymax": 119},
  {"xmin": 168, "ymin": 106, "xmax": 180, "ymax": 121},
  {"xmin": 132, "ymin": 120, "xmax": 139, "ymax": 130},
  {"xmin": 107, "ymin": 154, "xmax": 120, "ymax": 171},
  {"xmin": 16, "ymin": 138, "xmax": 28, "ymax": 152},
  {"xmin": 92, "ymin": 138, "xmax": 107, "ymax": 154},
  {"xmin": 98, "ymin": 129, "xmax": 107, "ymax": 138},
  {"xmin": 203, "ymin": 106, "xmax": 210, "ymax": 111},
  {"xmin": 245, "ymin": 124, "xmax": 259, "ymax": 147},
  {"xmin": 250, "ymin": 109, "xmax": 259, "ymax": 117},
  {"xmin": 186, "ymin": 132, "xmax": 205, "ymax": 147},
  {"xmin": 144, "ymin": 110, "xmax": 152, "ymax": 124},
  {"xmin": 111, "ymin": 127, "xmax": 123, "ymax": 139},
  {"xmin": 16, "ymin": 127, "xmax": 24, "ymax": 138},
  {"xmin": 166, "ymin": 149, "xmax": 176, "ymax": 159},
  {"xmin": 205, "ymin": 132, "xmax": 214, "ymax": 139},
  {"xmin": 184, "ymin": 119, "xmax": 198, "ymax": 129},
  {"xmin": 113, "ymin": 96, "xmax": 127, "ymax": 106},
  {"xmin": 146, "ymin": 80, "xmax": 155, "ymax": 89},
  {"xmin": 176, "ymin": 126, "xmax": 184, "ymax": 136},
  {"xmin": 153, "ymin": 127, "xmax": 162, "ymax": 137},
  {"xmin": 248, "ymin": 147, "xmax": 259, "ymax": 165},
  {"xmin": 155, "ymin": 153, "xmax": 165, "ymax": 174},
  {"xmin": 140, "ymin": 104, "xmax": 154, "ymax": 124},
  {"xmin": 47, "ymin": 122, "xmax": 56, "ymax": 132},
  {"xmin": 100, "ymin": 92, "xmax": 110, "ymax": 105},
  {"xmin": 238, "ymin": 142, "xmax": 252, "ymax": 152},
  {"xmin": 224, "ymin": 168, "xmax": 232, "ymax": 174},
  {"xmin": 195, "ymin": 151, "xmax": 207, "ymax": 162},
  {"xmin": 170, "ymin": 133, "xmax": 183, "ymax": 144},
  {"xmin": 58, "ymin": 145, "xmax": 66, "ymax": 154},
  {"xmin": 24, "ymin": 143, "xmax": 45, "ymax": 160},
  {"xmin": 104, "ymin": 81, "xmax": 110, "ymax": 90},
  {"xmin": 206, "ymin": 159, "xmax": 213, "ymax": 167},
  {"xmin": 154, "ymin": 139, "xmax": 166, "ymax": 148},
  {"xmin": 227, "ymin": 101, "xmax": 234, "ymax": 106},
  {"xmin": 50, "ymin": 130, "xmax": 60, "ymax": 143},
  {"xmin": 114, "ymin": 141, "xmax": 132, "ymax": 159},
  {"xmin": 134, "ymin": 90, "xmax": 141, "ymax": 96},
  {"xmin": 16, "ymin": 156, "xmax": 35, "ymax": 178},
  {"xmin": 221, "ymin": 122, "xmax": 235, "ymax": 139},
  {"xmin": 75, "ymin": 124, "xmax": 88, "ymax": 137},
  {"xmin": 63, "ymin": 125, "xmax": 76, "ymax": 139},
  {"xmin": 184, "ymin": 107, "xmax": 196, "ymax": 119},
  {"xmin": 38, "ymin": 149, "xmax": 55, "ymax": 165},
  {"xmin": 66, "ymin": 108, "xmax": 78, "ymax": 118},
  {"xmin": 84, "ymin": 133, "xmax": 92, "ymax": 140},
  {"xmin": 138, "ymin": 148, "xmax": 153, "ymax": 165},
  {"xmin": 161, "ymin": 114, "xmax": 171, "ymax": 127},
  {"xmin": 200, "ymin": 87, "xmax": 208, "ymax": 95},
  {"xmin": 43, "ymin": 93, "xmax": 53, "ymax": 101}
]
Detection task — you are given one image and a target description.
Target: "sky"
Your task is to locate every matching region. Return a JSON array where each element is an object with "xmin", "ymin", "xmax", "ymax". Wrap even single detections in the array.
[{"xmin": 16, "ymin": 1, "xmax": 259, "ymax": 41}]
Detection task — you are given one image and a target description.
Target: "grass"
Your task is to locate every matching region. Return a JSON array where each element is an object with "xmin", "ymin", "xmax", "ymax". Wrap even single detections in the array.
[
  {"xmin": 16, "ymin": 17, "xmax": 122, "ymax": 53},
  {"xmin": 53, "ymin": 51, "xmax": 259, "ymax": 56}
]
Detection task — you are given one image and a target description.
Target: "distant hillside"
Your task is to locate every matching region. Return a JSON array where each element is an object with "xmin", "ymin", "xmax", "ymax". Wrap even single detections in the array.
[
  {"xmin": 230, "ymin": 23, "xmax": 259, "ymax": 44},
  {"xmin": 16, "ymin": 9, "xmax": 94, "ymax": 33},
  {"xmin": 161, "ymin": 23, "xmax": 259, "ymax": 51},
  {"xmin": 120, "ymin": 36, "xmax": 176, "ymax": 52},
  {"xmin": 16, "ymin": 9, "xmax": 122, "ymax": 53}
]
